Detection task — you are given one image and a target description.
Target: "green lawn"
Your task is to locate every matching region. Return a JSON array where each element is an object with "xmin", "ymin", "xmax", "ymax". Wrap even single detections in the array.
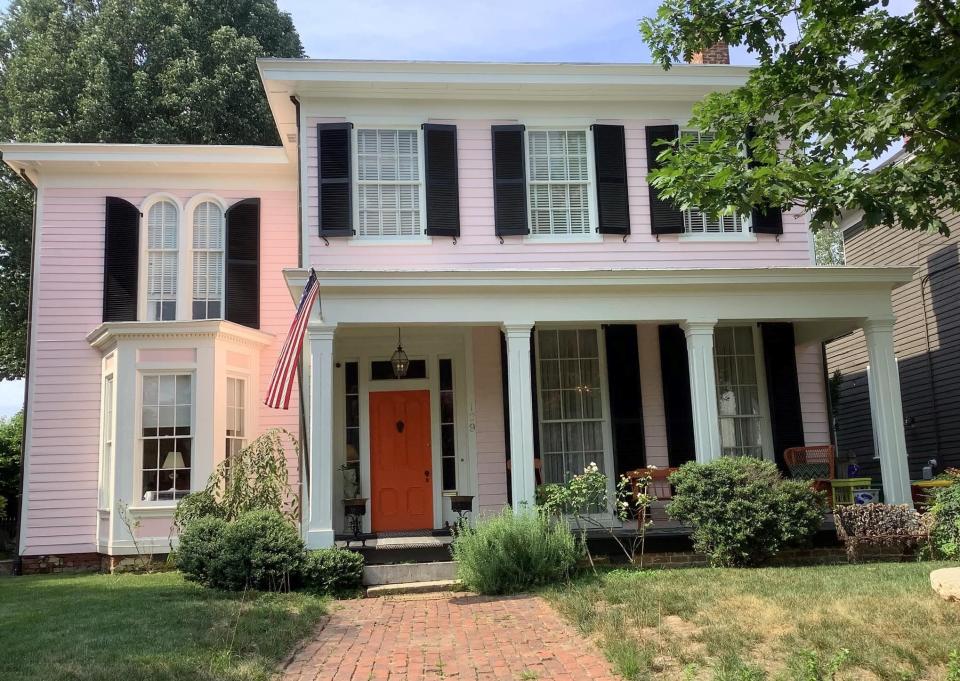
[
  {"xmin": 546, "ymin": 561, "xmax": 960, "ymax": 681},
  {"xmin": 0, "ymin": 571, "xmax": 328, "ymax": 681}
]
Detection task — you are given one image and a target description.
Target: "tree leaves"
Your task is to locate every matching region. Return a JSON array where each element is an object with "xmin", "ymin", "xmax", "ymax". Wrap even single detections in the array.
[{"xmin": 640, "ymin": 0, "xmax": 960, "ymax": 236}]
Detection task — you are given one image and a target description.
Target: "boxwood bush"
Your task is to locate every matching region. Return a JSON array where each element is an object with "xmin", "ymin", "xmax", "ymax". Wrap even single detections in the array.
[
  {"xmin": 300, "ymin": 547, "xmax": 365, "ymax": 595},
  {"xmin": 176, "ymin": 515, "xmax": 228, "ymax": 585},
  {"xmin": 667, "ymin": 457, "xmax": 824, "ymax": 566},
  {"xmin": 451, "ymin": 507, "xmax": 581, "ymax": 594}
]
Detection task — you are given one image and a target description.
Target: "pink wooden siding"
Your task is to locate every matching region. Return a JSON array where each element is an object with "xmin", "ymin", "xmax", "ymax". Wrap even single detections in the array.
[
  {"xmin": 471, "ymin": 327, "xmax": 508, "ymax": 514},
  {"xmin": 23, "ymin": 187, "xmax": 297, "ymax": 555},
  {"xmin": 796, "ymin": 343, "xmax": 832, "ymax": 446},
  {"xmin": 305, "ymin": 118, "xmax": 813, "ymax": 271}
]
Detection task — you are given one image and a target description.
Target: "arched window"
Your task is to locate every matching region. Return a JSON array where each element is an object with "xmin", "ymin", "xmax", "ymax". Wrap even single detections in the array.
[
  {"xmin": 192, "ymin": 201, "xmax": 225, "ymax": 319},
  {"xmin": 146, "ymin": 200, "xmax": 179, "ymax": 321}
]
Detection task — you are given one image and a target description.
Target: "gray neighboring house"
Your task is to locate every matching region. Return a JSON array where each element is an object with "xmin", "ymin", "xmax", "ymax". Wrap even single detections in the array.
[{"xmin": 825, "ymin": 199, "xmax": 960, "ymax": 483}]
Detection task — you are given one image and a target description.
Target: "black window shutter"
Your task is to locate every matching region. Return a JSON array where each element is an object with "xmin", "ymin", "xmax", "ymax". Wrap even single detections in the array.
[
  {"xmin": 645, "ymin": 125, "xmax": 684, "ymax": 235},
  {"xmin": 658, "ymin": 324, "xmax": 695, "ymax": 467},
  {"xmin": 225, "ymin": 198, "xmax": 260, "ymax": 329},
  {"xmin": 491, "ymin": 124, "xmax": 528, "ymax": 236},
  {"xmin": 423, "ymin": 123, "xmax": 460, "ymax": 237},
  {"xmin": 605, "ymin": 325, "xmax": 645, "ymax": 475},
  {"xmin": 746, "ymin": 125, "xmax": 784, "ymax": 235},
  {"xmin": 593, "ymin": 124, "xmax": 631, "ymax": 235},
  {"xmin": 103, "ymin": 197, "xmax": 141, "ymax": 322},
  {"xmin": 760, "ymin": 323, "xmax": 805, "ymax": 471},
  {"xmin": 318, "ymin": 122, "xmax": 354, "ymax": 237}
]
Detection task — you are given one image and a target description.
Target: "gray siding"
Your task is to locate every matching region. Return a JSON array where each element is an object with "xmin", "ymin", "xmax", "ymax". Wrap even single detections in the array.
[{"xmin": 824, "ymin": 210, "xmax": 960, "ymax": 480}]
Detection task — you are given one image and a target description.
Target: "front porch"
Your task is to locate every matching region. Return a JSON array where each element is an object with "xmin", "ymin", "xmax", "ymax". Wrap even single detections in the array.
[{"xmin": 288, "ymin": 267, "xmax": 915, "ymax": 548}]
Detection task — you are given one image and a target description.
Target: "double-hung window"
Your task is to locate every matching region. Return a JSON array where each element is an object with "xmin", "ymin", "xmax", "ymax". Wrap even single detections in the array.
[
  {"xmin": 146, "ymin": 200, "xmax": 179, "ymax": 320},
  {"xmin": 192, "ymin": 201, "xmax": 225, "ymax": 320},
  {"xmin": 356, "ymin": 128, "xmax": 424, "ymax": 238},
  {"xmin": 225, "ymin": 377, "xmax": 245, "ymax": 463},
  {"xmin": 536, "ymin": 328, "xmax": 606, "ymax": 484},
  {"xmin": 527, "ymin": 130, "xmax": 592, "ymax": 236},
  {"xmin": 714, "ymin": 326, "xmax": 765, "ymax": 457},
  {"xmin": 679, "ymin": 129, "xmax": 746, "ymax": 235},
  {"xmin": 141, "ymin": 373, "xmax": 192, "ymax": 501},
  {"xmin": 98, "ymin": 375, "xmax": 114, "ymax": 510}
]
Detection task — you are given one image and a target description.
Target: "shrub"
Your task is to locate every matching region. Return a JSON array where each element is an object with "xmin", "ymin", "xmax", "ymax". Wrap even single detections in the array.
[
  {"xmin": 930, "ymin": 483, "xmax": 960, "ymax": 560},
  {"xmin": 176, "ymin": 515, "xmax": 228, "ymax": 585},
  {"xmin": 209, "ymin": 509, "xmax": 305, "ymax": 591},
  {"xmin": 833, "ymin": 503, "xmax": 931, "ymax": 561},
  {"xmin": 172, "ymin": 489, "xmax": 223, "ymax": 534},
  {"xmin": 451, "ymin": 507, "xmax": 581, "ymax": 594},
  {"xmin": 667, "ymin": 457, "xmax": 823, "ymax": 567},
  {"xmin": 300, "ymin": 548, "xmax": 364, "ymax": 594}
]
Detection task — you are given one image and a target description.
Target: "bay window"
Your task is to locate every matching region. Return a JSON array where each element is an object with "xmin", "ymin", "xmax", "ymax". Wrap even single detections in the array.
[
  {"xmin": 527, "ymin": 130, "xmax": 592, "ymax": 236},
  {"xmin": 356, "ymin": 128, "xmax": 424, "ymax": 238},
  {"xmin": 225, "ymin": 377, "xmax": 245, "ymax": 463},
  {"xmin": 141, "ymin": 373, "xmax": 192, "ymax": 501},
  {"xmin": 98, "ymin": 375, "xmax": 114, "ymax": 510}
]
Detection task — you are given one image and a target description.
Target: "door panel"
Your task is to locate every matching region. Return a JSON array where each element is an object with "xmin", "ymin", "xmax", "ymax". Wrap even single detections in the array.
[{"xmin": 370, "ymin": 390, "xmax": 433, "ymax": 532}]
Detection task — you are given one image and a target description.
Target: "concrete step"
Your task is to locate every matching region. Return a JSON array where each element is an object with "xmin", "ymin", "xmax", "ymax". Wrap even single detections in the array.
[
  {"xmin": 365, "ymin": 579, "xmax": 461, "ymax": 597},
  {"xmin": 362, "ymin": 560, "xmax": 458, "ymax": 586}
]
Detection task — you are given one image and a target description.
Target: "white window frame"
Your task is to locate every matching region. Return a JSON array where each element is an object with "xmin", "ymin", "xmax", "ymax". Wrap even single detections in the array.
[
  {"xmin": 136, "ymin": 370, "xmax": 195, "ymax": 504},
  {"xmin": 351, "ymin": 125, "xmax": 429, "ymax": 243},
  {"xmin": 533, "ymin": 325, "xmax": 616, "ymax": 513},
  {"xmin": 524, "ymin": 126, "xmax": 600, "ymax": 241},
  {"xmin": 98, "ymin": 374, "xmax": 115, "ymax": 512},
  {"xmin": 185, "ymin": 195, "xmax": 227, "ymax": 321},
  {"xmin": 225, "ymin": 375, "xmax": 247, "ymax": 464},
  {"xmin": 140, "ymin": 195, "xmax": 183, "ymax": 321},
  {"xmin": 676, "ymin": 128, "xmax": 754, "ymax": 241},
  {"xmin": 713, "ymin": 324, "xmax": 775, "ymax": 459}
]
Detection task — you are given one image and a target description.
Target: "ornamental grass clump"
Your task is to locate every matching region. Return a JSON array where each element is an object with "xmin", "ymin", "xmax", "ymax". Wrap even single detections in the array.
[
  {"xmin": 451, "ymin": 506, "xmax": 581, "ymax": 595},
  {"xmin": 667, "ymin": 457, "xmax": 823, "ymax": 567}
]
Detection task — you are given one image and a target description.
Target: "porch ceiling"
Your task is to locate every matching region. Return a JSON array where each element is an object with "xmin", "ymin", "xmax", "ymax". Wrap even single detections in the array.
[{"xmin": 284, "ymin": 267, "xmax": 914, "ymax": 343}]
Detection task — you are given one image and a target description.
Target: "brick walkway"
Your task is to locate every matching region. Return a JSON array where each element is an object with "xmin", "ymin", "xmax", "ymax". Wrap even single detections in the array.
[{"xmin": 281, "ymin": 593, "xmax": 618, "ymax": 681}]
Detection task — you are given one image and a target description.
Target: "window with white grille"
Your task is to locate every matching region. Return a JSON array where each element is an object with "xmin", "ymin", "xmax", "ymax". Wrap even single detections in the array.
[
  {"xmin": 225, "ymin": 377, "xmax": 245, "ymax": 464},
  {"xmin": 146, "ymin": 200, "xmax": 178, "ymax": 320},
  {"xmin": 536, "ymin": 328, "xmax": 607, "ymax": 484},
  {"xmin": 527, "ymin": 130, "xmax": 592, "ymax": 236},
  {"xmin": 98, "ymin": 375, "xmax": 114, "ymax": 510},
  {"xmin": 356, "ymin": 128, "xmax": 423, "ymax": 238},
  {"xmin": 141, "ymin": 373, "xmax": 192, "ymax": 501},
  {"xmin": 714, "ymin": 326, "xmax": 765, "ymax": 457},
  {"xmin": 679, "ymin": 130, "xmax": 746, "ymax": 235},
  {"xmin": 192, "ymin": 201, "xmax": 224, "ymax": 320}
]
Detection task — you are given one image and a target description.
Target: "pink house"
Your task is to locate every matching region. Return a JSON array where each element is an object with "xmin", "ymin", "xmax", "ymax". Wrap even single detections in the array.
[{"xmin": 1, "ymin": 53, "xmax": 916, "ymax": 569}]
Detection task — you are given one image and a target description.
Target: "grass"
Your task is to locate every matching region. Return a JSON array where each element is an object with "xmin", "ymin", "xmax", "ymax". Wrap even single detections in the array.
[
  {"xmin": 545, "ymin": 561, "xmax": 960, "ymax": 681},
  {"xmin": 0, "ymin": 571, "xmax": 329, "ymax": 681}
]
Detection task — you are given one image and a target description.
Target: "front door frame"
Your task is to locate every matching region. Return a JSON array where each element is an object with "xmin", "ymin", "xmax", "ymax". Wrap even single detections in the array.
[{"xmin": 332, "ymin": 327, "xmax": 475, "ymax": 534}]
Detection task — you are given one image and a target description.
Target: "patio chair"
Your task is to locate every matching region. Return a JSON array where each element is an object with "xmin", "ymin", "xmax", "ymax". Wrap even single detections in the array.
[
  {"xmin": 625, "ymin": 467, "xmax": 678, "ymax": 522},
  {"xmin": 784, "ymin": 445, "xmax": 836, "ymax": 506}
]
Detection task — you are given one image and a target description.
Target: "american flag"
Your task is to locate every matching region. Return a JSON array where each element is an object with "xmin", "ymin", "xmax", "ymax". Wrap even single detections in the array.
[{"xmin": 264, "ymin": 269, "xmax": 319, "ymax": 410}]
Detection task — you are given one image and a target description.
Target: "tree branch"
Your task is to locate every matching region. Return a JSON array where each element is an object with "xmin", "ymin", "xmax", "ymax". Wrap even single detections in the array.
[{"xmin": 918, "ymin": 0, "xmax": 960, "ymax": 41}]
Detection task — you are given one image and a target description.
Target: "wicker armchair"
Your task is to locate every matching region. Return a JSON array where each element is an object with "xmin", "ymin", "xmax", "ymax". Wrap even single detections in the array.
[{"xmin": 783, "ymin": 445, "xmax": 836, "ymax": 480}]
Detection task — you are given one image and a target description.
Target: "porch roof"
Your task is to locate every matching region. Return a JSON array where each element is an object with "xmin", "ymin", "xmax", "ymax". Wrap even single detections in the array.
[{"xmin": 284, "ymin": 266, "xmax": 915, "ymax": 344}]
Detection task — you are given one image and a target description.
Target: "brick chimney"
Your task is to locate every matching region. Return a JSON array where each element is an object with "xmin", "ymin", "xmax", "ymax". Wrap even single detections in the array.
[{"xmin": 690, "ymin": 42, "xmax": 730, "ymax": 65}]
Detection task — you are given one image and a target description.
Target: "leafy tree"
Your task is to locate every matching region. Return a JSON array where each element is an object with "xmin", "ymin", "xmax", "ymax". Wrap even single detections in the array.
[
  {"xmin": 0, "ymin": 411, "xmax": 23, "ymax": 518},
  {"xmin": 0, "ymin": 0, "xmax": 304, "ymax": 380},
  {"xmin": 640, "ymin": 1, "xmax": 960, "ymax": 236},
  {"xmin": 814, "ymin": 225, "xmax": 844, "ymax": 265}
]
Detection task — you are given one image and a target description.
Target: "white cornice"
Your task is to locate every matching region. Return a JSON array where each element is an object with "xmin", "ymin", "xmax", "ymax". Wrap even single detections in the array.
[
  {"xmin": 87, "ymin": 319, "xmax": 274, "ymax": 351},
  {"xmin": 283, "ymin": 266, "xmax": 915, "ymax": 294}
]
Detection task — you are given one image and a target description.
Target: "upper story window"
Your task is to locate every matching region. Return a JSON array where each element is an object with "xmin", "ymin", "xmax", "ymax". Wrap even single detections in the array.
[
  {"xmin": 679, "ymin": 130, "xmax": 746, "ymax": 235},
  {"xmin": 192, "ymin": 201, "xmax": 225, "ymax": 320},
  {"xmin": 527, "ymin": 130, "xmax": 592, "ymax": 236},
  {"xmin": 356, "ymin": 128, "xmax": 424, "ymax": 238},
  {"xmin": 146, "ymin": 200, "xmax": 178, "ymax": 320}
]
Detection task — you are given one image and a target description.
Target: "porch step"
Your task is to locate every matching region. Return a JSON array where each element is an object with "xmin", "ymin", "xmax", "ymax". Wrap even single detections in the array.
[
  {"xmin": 365, "ymin": 579, "xmax": 461, "ymax": 597},
  {"xmin": 362, "ymin": 560, "xmax": 458, "ymax": 586}
]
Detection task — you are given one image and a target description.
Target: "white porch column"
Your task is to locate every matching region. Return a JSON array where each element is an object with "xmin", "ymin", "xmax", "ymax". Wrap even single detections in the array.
[
  {"xmin": 682, "ymin": 320, "xmax": 721, "ymax": 463},
  {"xmin": 863, "ymin": 319, "xmax": 912, "ymax": 506},
  {"xmin": 306, "ymin": 322, "xmax": 337, "ymax": 548},
  {"xmin": 503, "ymin": 323, "xmax": 537, "ymax": 510}
]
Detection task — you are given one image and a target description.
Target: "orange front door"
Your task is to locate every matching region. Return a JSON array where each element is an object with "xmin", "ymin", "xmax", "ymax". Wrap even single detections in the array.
[{"xmin": 369, "ymin": 390, "xmax": 433, "ymax": 532}]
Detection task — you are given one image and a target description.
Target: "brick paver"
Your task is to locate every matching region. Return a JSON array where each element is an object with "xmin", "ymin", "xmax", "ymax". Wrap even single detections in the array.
[{"xmin": 282, "ymin": 592, "xmax": 617, "ymax": 681}]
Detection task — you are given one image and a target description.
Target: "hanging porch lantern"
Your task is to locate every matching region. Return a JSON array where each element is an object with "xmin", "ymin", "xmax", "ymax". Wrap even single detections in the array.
[{"xmin": 390, "ymin": 328, "xmax": 410, "ymax": 379}]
